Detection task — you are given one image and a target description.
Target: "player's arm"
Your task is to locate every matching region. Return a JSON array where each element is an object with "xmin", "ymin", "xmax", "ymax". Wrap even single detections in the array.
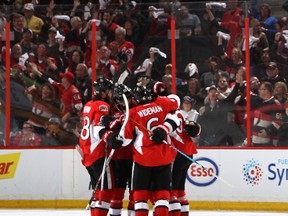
[
  {"xmin": 151, "ymin": 112, "xmax": 180, "ymax": 144},
  {"xmin": 184, "ymin": 121, "xmax": 201, "ymax": 137}
]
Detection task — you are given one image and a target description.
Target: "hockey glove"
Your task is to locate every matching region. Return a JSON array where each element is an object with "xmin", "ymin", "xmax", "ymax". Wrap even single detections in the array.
[
  {"xmin": 102, "ymin": 130, "xmax": 123, "ymax": 149},
  {"xmin": 107, "ymin": 132, "xmax": 123, "ymax": 150},
  {"xmin": 100, "ymin": 115, "xmax": 115, "ymax": 129},
  {"xmin": 151, "ymin": 125, "xmax": 168, "ymax": 144},
  {"xmin": 184, "ymin": 121, "xmax": 201, "ymax": 137}
]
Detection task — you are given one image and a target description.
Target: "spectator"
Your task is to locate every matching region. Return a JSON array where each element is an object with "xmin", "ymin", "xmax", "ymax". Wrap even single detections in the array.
[
  {"xmin": 176, "ymin": 5, "xmax": 202, "ymax": 37},
  {"xmin": 65, "ymin": 16, "xmax": 85, "ymax": 53},
  {"xmin": 51, "ymin": 72, "xmax": 83, "ymax": 123},
  {"xmin": 217, "ymin": 76, "xmax": 232, "ymax": 100},
  {"xmin": 206, "ymin": 0, "xmax": 243, "ymax": 57},
  {"xmin": 10, "ymin": 13, "xmax": 25, "ymax": 46},
  {"xmin": 248, "ymin": 18, "xmax": 269, "ymax": 66},
  {"xmin": 96, "ymin": 45, "xmax": 119, "ymax": 80},
  {"xmin": 41, "ymin": 118, "xmax": 62, "ymax": 146},
  {"xmin": 9, "ymin": 43, "xmax": 23, "ymax": 71},
  {"xmin": 109, "ymin": 27, "xmax": 135, "ymax": 71},
  {"xmin": 185, "ymin": 77, "xmax": 205, "ymax": 111},
  {"xmin": 32, "ymin": 43, "xmax": 59, "ymax": 82},
  {"xmin": 162, "ymin": 74, "xmax": 172, "ymax": 93},
  {"xmin": 100, "ymin": 10, "xmax": 120, "ymax": 43},
  {"xmin": 200, "ymin": 56, "xmax": 228, "ymax": 88},
  {"xmin": 250, "ymin": 76, "xmax": 261, "ymax": 94},
  {"xmin": 0, "ymin": 12, "xmax": 6, "ymax": 35},
  {"xmin": 19, "ymin": 28, "xmax": 37, "ymax": 54},
  {"xmin": 250, "ymin": 48, "xmax": 271, "ymax": 79},
  {"xmin": 134, "ymin": 47, "xmax": 166, "ymax": 81},
  {"xmin": 147, "ymin": 2, "xmax": 171, "ymax": 38},
  {"xmin": 124, "ymin": 19, "xmax": 142, "ymax": 48},
  {"xmin": 218, "ymin": 33, "xmax": 244, "ymax": 81},
  {"xmin": 23, "ymin": 3, "xmax": 44, "ymax": 36},
  {"xmin": 45, "ymin": 27, "xmax": 67, "ymax": 72},
  {"xmin": 67, "ymin": 49, "xmax": 84, "ymax": 75},
  {"xmin": 272, "ymin": 27, "xmax": 288, "ymax": 62},
  {"xmin": 27, "ymin": 83, "xmax": 61, "ymax": 135},
  {"xmin": 74, "ymin": 63, "xmax": 92, "ymax": 104},
  {"xmin": 273, "ymin": 81, "xmax": 288, "ymax": 104},
  {"xmin": 251, "ymin": 82, "xmax": 284, "ymax": 146},
  {"xmin": 41, "ymin": 117, "xmax": 78, "ymax": 146},
  {"xmin": 198, "ymin": 84, "xmax": 238, "ymax": 146},
  {"xmin": 51, "ymin": 14, "xmax": 71, "ymax": 37},
  {"xmin": 180, "ymin": 95, "xmax": 199, "ymax": 122},
  {"xmin": 261, "ymin": 61, "xmax": 287, "ymax": 86},
  {"xmin": 277, "ymin": 102, "xmax": 288, "ymax": 146},
  {"xmin": 31, "ymin": 69, "xmax": 83, "ymax": 125},
  {"xmin": 253, "ymin": 3, "xmax": 278, "ymax": 46},
  {"xmin": 122, "ymin": 1, "xmax": 149, "ymax": 44},
  {"xmin": 11, "ymin": 121, "xmax": 42, "ymax": 146}
]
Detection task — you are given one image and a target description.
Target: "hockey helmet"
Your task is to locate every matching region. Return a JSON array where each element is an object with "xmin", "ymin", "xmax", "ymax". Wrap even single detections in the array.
[
  {"xmin": 114, "ymin": 83, "xmax": 132, "ymax": 102},
  {"xmin": 93, "ymin": 76, "xmax": 113, "ymax": 96},
  {"xmin": 132, "ymin": 85, "xmax": 155, "ymax": 105}
]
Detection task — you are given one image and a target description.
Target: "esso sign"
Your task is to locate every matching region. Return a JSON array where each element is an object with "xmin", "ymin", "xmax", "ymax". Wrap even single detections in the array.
[{"xmin": 186, "ymin": 157, "xmax": 219, "ymax": 187}]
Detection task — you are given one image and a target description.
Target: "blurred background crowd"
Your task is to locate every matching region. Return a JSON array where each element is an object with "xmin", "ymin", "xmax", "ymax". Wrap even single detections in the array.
[{"xmin": 0, "ymin": 0, "xmax": 288, "ymax": 147}]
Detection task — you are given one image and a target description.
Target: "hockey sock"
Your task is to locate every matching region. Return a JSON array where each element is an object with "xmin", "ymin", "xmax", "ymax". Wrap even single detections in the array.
[
  {"xmin": 134, "ymin": 190, "xmax": 150, "ymax": 216},
  {"xmin": 168, "ymin": 195, "xmax": 181, "ymax": 216},
  {"xmin": 153, "ymin": 190, "xmax": 170, "ymax": 216},
  {"xmin": 90, "ymin": 189, "xmax": 112, "ymax": 216},
  {"xmin": 177, "ymin": 191, "xmax": 189, "ymax": 216},
  {"xmin": 128, "ymin": 190, "xmax": 135, "ymax": 216},
  {"xmin": 109, "ymin": 188, "xmax": 125, "ymax": 216}
]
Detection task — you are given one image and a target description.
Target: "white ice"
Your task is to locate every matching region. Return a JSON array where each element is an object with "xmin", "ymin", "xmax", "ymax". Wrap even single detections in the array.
[{"xmin": 0, "ymin": 209, "xmax": 287, "ymax": 216}]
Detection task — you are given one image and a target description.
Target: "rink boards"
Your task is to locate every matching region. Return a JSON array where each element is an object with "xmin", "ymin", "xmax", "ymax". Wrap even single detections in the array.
[{"xmin": 0, "ymin": 149, "xmax": 288, "ymax": 211}]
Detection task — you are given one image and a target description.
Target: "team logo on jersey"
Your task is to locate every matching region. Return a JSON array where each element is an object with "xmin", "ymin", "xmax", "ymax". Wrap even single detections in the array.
[
  {"xmin": 186, "ymin": 157, "xmax": 219, "ymax": 187},
  {"xmin": 99, "ymin": 105, "xmax": 108, "ymax": 112},
  {"xmin": 242, "ymin": 158, "xmax": 263, "ymax": 186},
  {"xmin": 0, "ymin": 152, "xmax": 21, "ymax": 179}
]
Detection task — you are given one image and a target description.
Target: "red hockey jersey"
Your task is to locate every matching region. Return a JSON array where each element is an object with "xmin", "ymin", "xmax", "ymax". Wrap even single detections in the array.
[
  {"xmin": 79, "ymin": 100, "xmax": 110, "ymax": 167},
  {"xmin": 122, "ymin": 96, "xmax": 178, "ymax": 167},
  {"xmin": 169, "ymin": 110, "xmax": 198, "ymax": 155}
]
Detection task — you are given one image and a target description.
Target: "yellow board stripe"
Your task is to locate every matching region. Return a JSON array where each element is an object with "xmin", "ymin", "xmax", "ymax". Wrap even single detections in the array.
[{"xmin": 0, "ymin": 200, "xmax": 288, "ymax": 212}]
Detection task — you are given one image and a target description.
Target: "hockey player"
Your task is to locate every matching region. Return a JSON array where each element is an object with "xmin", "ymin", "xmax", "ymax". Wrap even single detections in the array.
[
  {"xmin": 106, "ymin": 84, "xmax": 180, "ymax": 216},
  {"xmin": 78, "ymin": 76, "xmax": 115, "ymax": 216},
  {"xmin": 146, "ymin": 80, "xmax": 201, "ymax": 216},
  {"xmin": 169, "ymin": 111, "xmax": 201, "ymax": 216},
  {"xmin": 100, "ymin": 83, "xmax": 135, "ymax": 216}
]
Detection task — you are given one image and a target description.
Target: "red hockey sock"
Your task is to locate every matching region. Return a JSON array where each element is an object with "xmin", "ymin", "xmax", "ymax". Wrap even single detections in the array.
[
  {"xmin": 134, "ymin": 190, "xmax": 150, "ymax": 216},
  {"xmin": 178, "ymin": 192, "xmax": 189, "ymax": 216},
  {"xmin": 90, "ymin": 200, "xmax": 110, "ymax": 216},
  {"xmin": 109, "ymin": 188, "xmax": 125, "ymax": 216},
  {"xmin": 169, "ymin": 195, "xmax": 181, "ymax": 216},
  {"xmin": 90, "ymin": 189, "xmax": 113, "ymax": 216},
  {"xmin": 153, "ymin": 190, "xmax": 170, "ymax": 216}
]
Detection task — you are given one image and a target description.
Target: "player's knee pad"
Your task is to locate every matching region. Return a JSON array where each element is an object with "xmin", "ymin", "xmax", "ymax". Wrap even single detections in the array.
[
  {"xmin": 134, "ymin": 190, "xmax": 150, "ymax": 201},
  {"xmin": 111, "ymin": 188, "xmax": 125, "ymax": 200},
  {"xmin": 153, "ymin": 190, "xmax": 170, "ymax": 201},
  {"xmin": 99, "ymin": 189, "xmax": 113, "ymax": 202}
]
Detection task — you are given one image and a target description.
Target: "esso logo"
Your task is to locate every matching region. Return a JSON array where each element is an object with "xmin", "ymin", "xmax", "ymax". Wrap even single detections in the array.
[{"xmin": 186, "ymin": 157, "xmax": 219, "ymax": 187}]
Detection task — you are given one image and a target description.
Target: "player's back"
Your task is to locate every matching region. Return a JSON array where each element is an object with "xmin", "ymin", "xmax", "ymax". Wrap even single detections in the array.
[
  {"xmin": 79, "ymin": 100, "xmax": 110, "ymax": 166},
  {"xmin": 125, "ymin": 97, "xmax": 178, "ymax": 167}
]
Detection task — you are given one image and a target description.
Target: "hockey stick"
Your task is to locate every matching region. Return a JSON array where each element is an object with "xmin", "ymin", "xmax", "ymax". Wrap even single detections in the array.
[
  {"xmin": 85, "ymin": 94, "xmax": 129, "ymax": 210},
  {"xmin": 99, "ymin": 93, "xmax": 129, "ymax": 197},
  {"xmin": 126, "ymin": 115, "xmax": 235, "ymax": 188},
  {"xmin": 163, "ymin": 140, "xmax": 234, "ymax": 188}
]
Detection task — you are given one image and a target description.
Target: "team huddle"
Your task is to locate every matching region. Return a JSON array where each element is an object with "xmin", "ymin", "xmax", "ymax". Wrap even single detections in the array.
[{"xmin": 78, "ymin": 75, "xmax": 201, "ymax": 216}]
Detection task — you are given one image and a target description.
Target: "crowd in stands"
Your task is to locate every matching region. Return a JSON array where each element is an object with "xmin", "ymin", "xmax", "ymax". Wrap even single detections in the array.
[{"xmin": 0, "ymin": 0, "xmax": 288, "ymax": 147}]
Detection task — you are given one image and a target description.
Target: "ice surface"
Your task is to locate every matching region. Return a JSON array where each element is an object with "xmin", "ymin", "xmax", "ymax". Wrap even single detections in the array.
[{"xmin": 0, "ymin": 209, "xmax": 287, "ymax": 216}]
